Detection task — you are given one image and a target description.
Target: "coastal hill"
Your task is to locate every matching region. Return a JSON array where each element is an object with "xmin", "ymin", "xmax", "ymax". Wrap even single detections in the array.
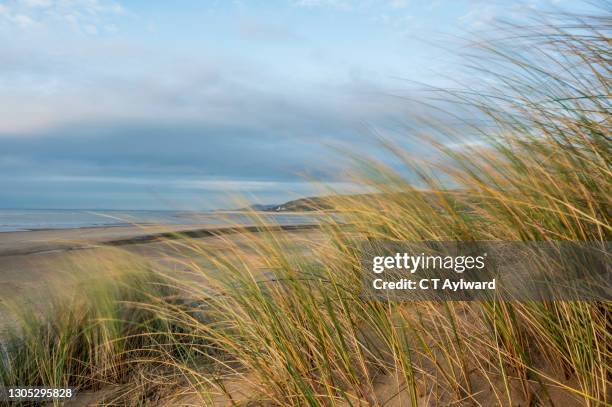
[
  {"xmin": 245, "ymin": 191, "xmax": 460, "ymax": 212},
  {"xmin": 240, "ymin": 196, "xmax": 335, "ymax": 212}
]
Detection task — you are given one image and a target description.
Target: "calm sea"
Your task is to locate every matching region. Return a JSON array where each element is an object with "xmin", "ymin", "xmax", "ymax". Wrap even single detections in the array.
[{"xmin": 0, "ymin": 209, "xmax": 319, "ymax": 233}]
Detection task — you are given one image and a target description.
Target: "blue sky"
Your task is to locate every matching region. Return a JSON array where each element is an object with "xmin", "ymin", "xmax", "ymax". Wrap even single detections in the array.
[{"xmin": 0, "ymin": 0, "xmax": 586, "ymax": 209}]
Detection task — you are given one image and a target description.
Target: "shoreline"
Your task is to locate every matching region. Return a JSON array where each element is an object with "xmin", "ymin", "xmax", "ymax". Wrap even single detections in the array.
[
  {"xmin": 0, "ymin": 222, "xmax": 154, "ymax": 234},
  {"xmin": 0, "ymin": 210, "xmax": 323, "ymax": 234},
  {"xmin": 0, "ymin": 222, "xmax": 321, "ymax": 257}
]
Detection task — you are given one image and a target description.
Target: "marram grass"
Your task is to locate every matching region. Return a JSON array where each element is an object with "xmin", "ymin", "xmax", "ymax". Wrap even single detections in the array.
[{"xmin": 1, "ymin": 6, "xmax": 610, "ymax": 407}]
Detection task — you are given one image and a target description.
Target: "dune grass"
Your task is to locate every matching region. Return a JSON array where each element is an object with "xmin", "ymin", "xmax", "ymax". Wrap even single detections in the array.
[
  {"xmin": 0, "ymin": 248, "xmax": 188, "ymax": 405},
  {"xmin": 146, "ymin": 8, "xmax": 610, "ymax": 406},
  {"xmin": 0, "ymin": 5, "xmax": 610, "ymax": 407}
]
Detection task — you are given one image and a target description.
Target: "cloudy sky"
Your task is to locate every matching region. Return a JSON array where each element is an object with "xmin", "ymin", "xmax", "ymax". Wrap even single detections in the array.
[{"xmin": 0, "ymin": 0, "xmax": 584, "ymax": 210}]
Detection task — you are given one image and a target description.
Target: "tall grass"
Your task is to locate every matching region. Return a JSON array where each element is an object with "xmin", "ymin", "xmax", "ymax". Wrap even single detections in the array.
[
  {"xmin": 0, "ymin": 248, "xmax": 185, "ymax": 406},
  {"xmin": 0, "ymin": 5, "xmax": 609, "ymax": 407},
  {"xmin": 150, "ymin": 7, "xmax": 610, "ymax": 406}
]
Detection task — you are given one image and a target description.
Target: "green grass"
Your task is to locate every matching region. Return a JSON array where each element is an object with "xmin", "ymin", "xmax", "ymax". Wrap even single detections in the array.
[{"xmin": 0, "ymin": 249, "xmax": 187, "ymax": 405}]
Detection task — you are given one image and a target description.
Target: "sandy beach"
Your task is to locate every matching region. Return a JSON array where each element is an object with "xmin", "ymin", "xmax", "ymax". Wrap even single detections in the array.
[{"xmin": 0, "ymin": 223, "xmax": 321, "ymax": 326}]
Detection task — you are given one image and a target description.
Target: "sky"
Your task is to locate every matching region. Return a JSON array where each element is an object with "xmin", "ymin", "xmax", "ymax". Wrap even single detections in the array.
[{"xmin": 0, "ymin": 0, "xmax": 588, "ymax": 210}]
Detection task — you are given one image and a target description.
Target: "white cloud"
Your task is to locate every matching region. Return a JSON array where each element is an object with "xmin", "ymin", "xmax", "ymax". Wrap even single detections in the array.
[
  {"xmin": 11, "ymin": 13, "xmax": 36, "ymax": 27},
  {"xmin": 238, "ymin": 18, "xmax": 300, "ymax": 42},
  {"xmin": 84, "ymin": 23, "xmax": 98, "ymax": 34},
  {"xmin": 459, "ymin": 4, "xmax": 498, "ymax": 29},
  {"xmin": 293, "ymin": 0, "xmax": 409, "ymax": 10},
  {"xmin": 389, "ymin": 0, "xmax": 408, "ymax": 9},
  {"xmin": 26, "ymin": 175, "xmax": 365, "ymax": 194},
  {"xmin": 294, "ymin": 0, "xmax": 334, "ymax": 5},
  {"xmin": 104, "ymin": 23, "xmax": 117, "ymax": 33},
  {"xmin": 293, "ymin": 0, "xmax": 353, "ymax": 9},
  {"xmin": 20, "ymin": 0, "xmax": 53, "ymax": 8},
  {"xmin": 459, "ymin": 2, "xmax": 549, "ymax": 29},
  {"xmin": 0, "ymin": 0, "xmax": 125, "ymax": 31}
]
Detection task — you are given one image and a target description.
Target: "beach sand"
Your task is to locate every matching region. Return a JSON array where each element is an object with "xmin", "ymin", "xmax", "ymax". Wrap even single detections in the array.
[{"xmin": 0, "ymin": 223, "xmax": 321, "ymax": 327}]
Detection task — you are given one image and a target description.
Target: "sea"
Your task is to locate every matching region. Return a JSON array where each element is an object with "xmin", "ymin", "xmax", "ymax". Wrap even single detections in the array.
[{"xmin": 0, "ymin": 209, "xmax": 320, "ymax": 233}]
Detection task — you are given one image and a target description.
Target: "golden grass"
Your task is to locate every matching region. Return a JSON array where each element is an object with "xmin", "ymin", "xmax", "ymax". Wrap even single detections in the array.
[{"xmin": 1, "ymin": 5, "xmax": 610, "ymax": 406}]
